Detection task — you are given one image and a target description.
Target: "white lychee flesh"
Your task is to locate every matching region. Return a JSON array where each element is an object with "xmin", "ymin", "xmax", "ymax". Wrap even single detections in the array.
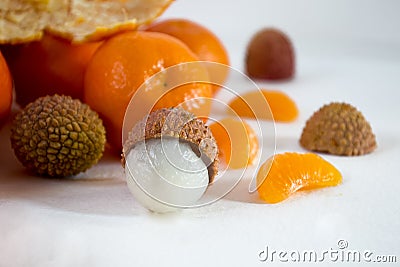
[{"xmin": 125, "ymin": 138, "xmax": 209, "ymax": 213}]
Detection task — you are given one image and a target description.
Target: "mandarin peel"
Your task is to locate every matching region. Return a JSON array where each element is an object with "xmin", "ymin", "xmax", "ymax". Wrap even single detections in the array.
[{"xmin": 0, "ymin": 0, "xmax": 174, "ymax": 44}]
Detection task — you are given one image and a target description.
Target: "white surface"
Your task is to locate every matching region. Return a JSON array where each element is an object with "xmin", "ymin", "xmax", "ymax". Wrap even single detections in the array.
[{"xmin": 1, "ymin": 1, "xmax": 400, "ymax": 266}]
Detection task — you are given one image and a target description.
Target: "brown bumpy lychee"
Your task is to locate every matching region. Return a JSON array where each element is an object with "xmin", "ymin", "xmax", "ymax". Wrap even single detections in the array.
[
  {"xmin": 123, "ymin": 107, "xmax": 218, "ymax": 183},
  {"xmin": 10, "ymin": 94, "xmax": 106, "ymax": 177},
  {"xmin": 245, "ymin": 28, "xmax": 295, "ymax": 80},
  {"xmin": 300, "ymin": 102, "xmax": 377, "ymax": 156}
]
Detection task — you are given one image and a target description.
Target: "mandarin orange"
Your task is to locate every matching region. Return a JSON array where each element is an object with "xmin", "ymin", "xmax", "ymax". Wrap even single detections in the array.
[
  {"xmin": 84, "ymin": 31, "xmax": 213, "ymax": 152},
  {"xmin": 0, "ymin": 50, "xmax": 13, "ymax": 127},
  {"xmin": 209, "ymin": 118, "xmax": 258, "ymax": 169},
  {"xmin": 146, "ymin": 18, "xmax": 230, "ymax": 93},
  {"xmin": 3, "ymin": 34, "xmax": 101, "ymax": 106},
  {"xmin": 228, "ymin": 89, "xmax": 298, "ymax": 122},
  {"xmin": 256, "ymin": 152, "xmax": 342, "ymax": 204}
]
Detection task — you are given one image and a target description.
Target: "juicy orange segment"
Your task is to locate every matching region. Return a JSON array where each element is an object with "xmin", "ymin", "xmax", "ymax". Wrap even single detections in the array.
[
  {"xmin": 256, "ymin": 152, "xmax": 342, "ymax": 203},
  {"xmin": 209, "ymin": 118, "xmax": 259, "ymax": 169},
  {"xmin": 228, "ymin": 89, "xmax": 298, "ymax": 122}
]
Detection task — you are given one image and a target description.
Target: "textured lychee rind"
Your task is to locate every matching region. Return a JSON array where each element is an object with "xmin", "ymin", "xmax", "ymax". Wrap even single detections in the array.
[
  {"xmin": 10, "ymin": 94, "xmax": 106, "ymax": 177},
  {"xmin": 245, "ymin": 28, "xmax": 295, "ymax": 80},
  {"xmin": 123, "ymin": 108, "xmax": 218, "ymax": 183},
  {"xmin": 300, "ymin": 102, "xmax": 377, "ymax": 156}
]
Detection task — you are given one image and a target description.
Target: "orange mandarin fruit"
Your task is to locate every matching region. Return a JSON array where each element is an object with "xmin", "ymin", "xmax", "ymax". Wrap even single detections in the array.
[
  {"xmin": 3, "ymin": 34, "xmax": 101, "ymax": 106},
  {"xmin": 84, "ymin": 31, "xmax": 213, "ymax": 152},
  {"xmin": 146, "ymin": 18, "xmax": 230, "ymax": 94},
  {"xmin": 0, "ymin": 50, "xmax": 13, "ymax": 127}
]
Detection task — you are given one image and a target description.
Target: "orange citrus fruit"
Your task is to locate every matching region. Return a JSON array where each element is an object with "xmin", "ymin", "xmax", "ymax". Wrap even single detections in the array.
[
  {"xmin": 228, "ymin": 89, "xmax": 298, "ymax": 122},
  {"xmin": 146, "ymin": 18, "xmax": 230, "ymax": 93},
  {"xmin": 3, "ymin": 34, "xmax": 101, "ymax": 106},
  {"xmin": 84, "ymin": 31, "xmax": 213, "ymax": 152},
  {"xmin": 0, "ymin": 50, "xmax": 13, "ymax": 127},
  {"xmin": 257, "ymin": 152, "xmax": 342, "ymax": 203},
  {"xmin": 209, "ymin": 118, "xmax": 259, "ymax": 169}
]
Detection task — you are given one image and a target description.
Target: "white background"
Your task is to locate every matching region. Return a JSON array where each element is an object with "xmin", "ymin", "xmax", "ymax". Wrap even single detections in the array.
[{"xmin": 1, "ymin": 1, "xmax": 400, "ymax": 266}]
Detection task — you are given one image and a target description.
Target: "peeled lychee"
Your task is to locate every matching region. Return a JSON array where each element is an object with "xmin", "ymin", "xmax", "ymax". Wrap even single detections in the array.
[
  {"xmin": 245, "ymin": 28, "xmax": 295, "ymax": 80},
  {"xmin": 122, "ymin": 108, "xmax": 218, "ymax": 213}
]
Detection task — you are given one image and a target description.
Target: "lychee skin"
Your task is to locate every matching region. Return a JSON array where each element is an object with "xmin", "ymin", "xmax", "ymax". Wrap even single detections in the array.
[
  {"xmin": 245, "ymin": 28, "xmax": 295, "ymax": 80},
  {"xmin": 300, "ymin": 102, "xmax": 377, "ymax": 156}
]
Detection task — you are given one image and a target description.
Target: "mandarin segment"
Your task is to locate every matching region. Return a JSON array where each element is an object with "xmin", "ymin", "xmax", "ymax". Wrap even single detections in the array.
[
  {"xmin": 256, "ymin": 152, "xmax": 342, "ymax": 203},
  {"xmin": 209, "ymin": 118, "xmax": 258, "ymax": 169},
  {"xmin": 228, "ymin": 89, "xmax": 298, "ymax": 122}
]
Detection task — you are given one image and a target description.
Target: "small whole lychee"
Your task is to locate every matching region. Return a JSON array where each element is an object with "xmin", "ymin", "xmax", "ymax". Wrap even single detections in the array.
[
  {"xmin": 10, "ymin": 94, "xmax": 106, "ymax": 177},
  {"xmin": 245, "ymin": 28, "xmax": 295, "ymax": 80},
  {"xmin": 300, "ymin": 102, "xmax": 377, "ymax": 156}
]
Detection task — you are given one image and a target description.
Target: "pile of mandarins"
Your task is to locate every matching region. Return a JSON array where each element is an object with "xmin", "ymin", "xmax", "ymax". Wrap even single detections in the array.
[{"xmin": 0, "ymin": 1, "xmax": 230, "ymax": 153}]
